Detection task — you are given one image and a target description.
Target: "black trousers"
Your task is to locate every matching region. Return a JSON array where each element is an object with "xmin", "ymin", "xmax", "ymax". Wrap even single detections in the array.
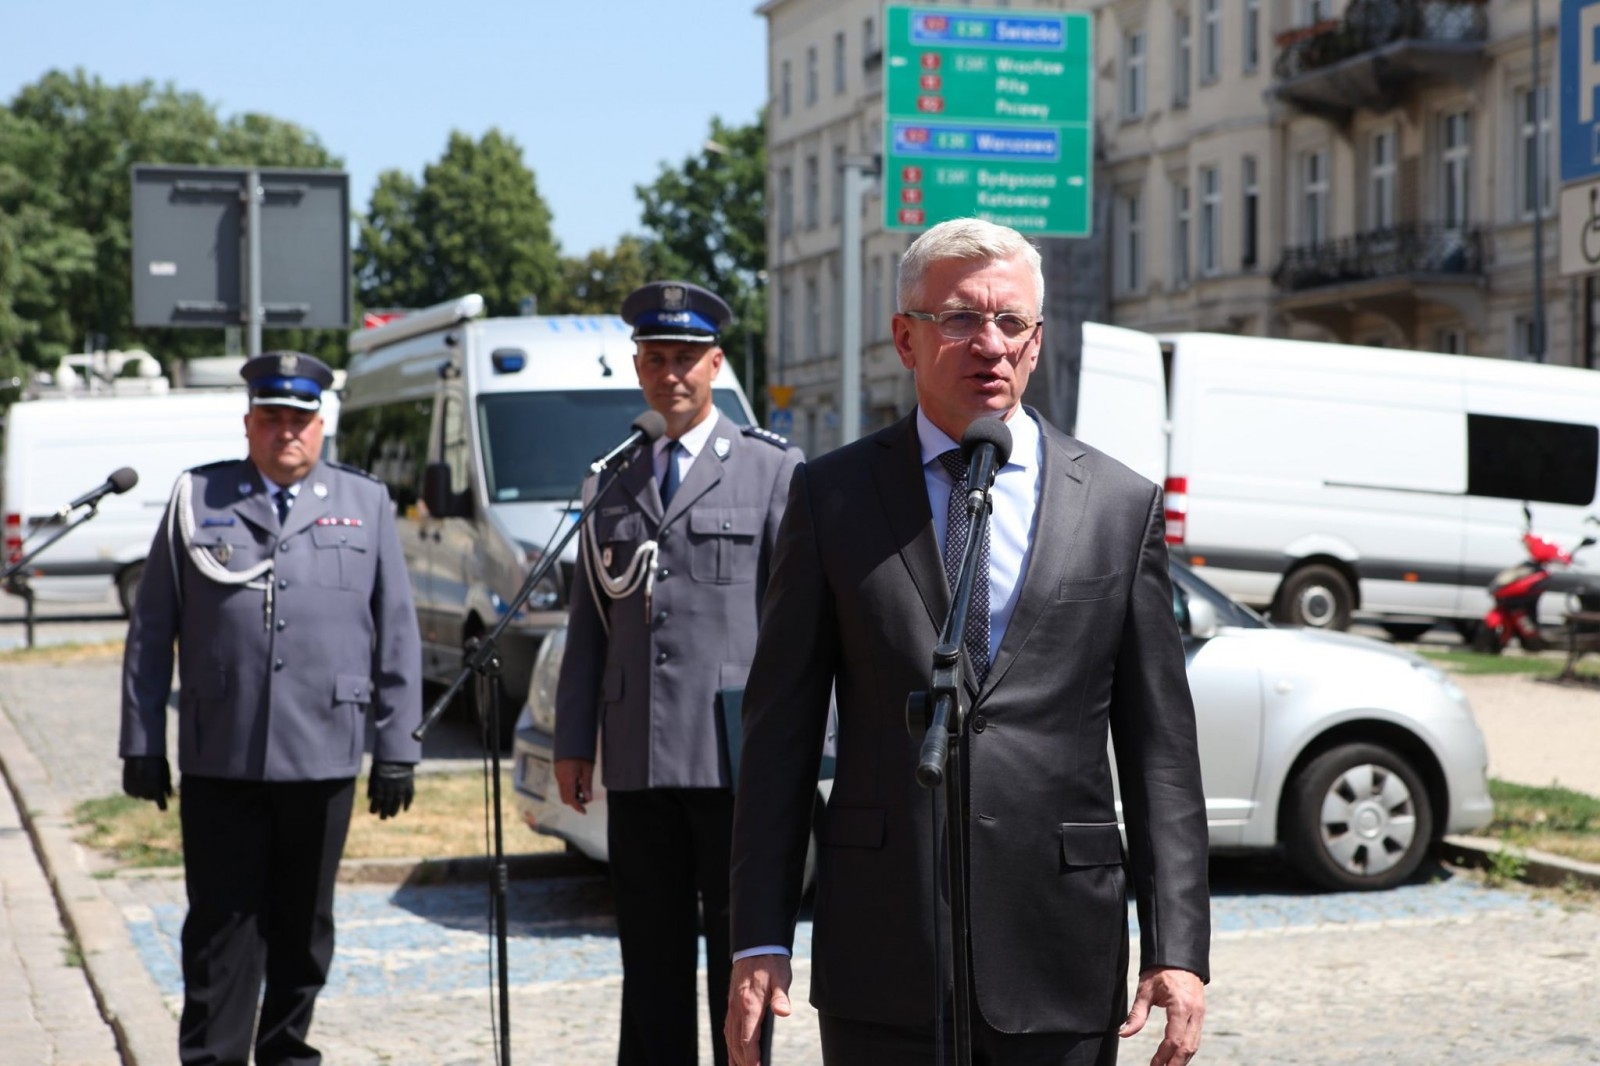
[
  {"xmin": 819, "ymin": 1009, "xmax": 1118, "ymax": 1066},
  {"xmin": 177, "ymin": 776, "xmax": 354, "ymax": 1066},
  {"xmin": 607, "ymin": 787, "xmax": 736, "ymax": 1066}
]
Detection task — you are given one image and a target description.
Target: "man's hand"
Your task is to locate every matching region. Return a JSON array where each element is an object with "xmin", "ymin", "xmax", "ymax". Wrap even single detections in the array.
[
  {"xmin": 1120, "ymin": 966, "xmax": 1205, "ymax": 1066},
  {"xmin": 122, "ymin": 756, "xmax": 172, "ymax": 811},
  {"xmin": 725, "ymin": 954, "xmax": 792, "ymax": 1066},
  {"xmin": 554, "ymin": 758, "xmax": 594, "ymax": 814},
  {"xmin": 367, "ymin": 761, "xmax": 415, "ymax": 819}
]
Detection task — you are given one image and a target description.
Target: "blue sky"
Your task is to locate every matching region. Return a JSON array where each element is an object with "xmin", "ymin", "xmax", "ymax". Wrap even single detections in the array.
[{"xmin": 3, "ymin": 0, "xmax": 771, "ymax": 255}]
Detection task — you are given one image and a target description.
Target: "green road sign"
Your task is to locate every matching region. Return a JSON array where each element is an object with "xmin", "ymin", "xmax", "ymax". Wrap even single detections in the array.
[{"xmin": 883, "ymin": 4, "xmax": 1093, "ymax": 237}]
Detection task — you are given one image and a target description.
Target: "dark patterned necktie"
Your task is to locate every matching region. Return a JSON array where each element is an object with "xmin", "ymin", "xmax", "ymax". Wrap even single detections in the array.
[
  {"xmin": 939, "ymin": 449, "xmax": 991, "ymax": 685},
  {"xmin": 275, "ymin": 488, "xmax": 292, "ymax": 525},
  {"xmin": 660, "ymin": 440, "xmax": 682, "ymax": 507}
]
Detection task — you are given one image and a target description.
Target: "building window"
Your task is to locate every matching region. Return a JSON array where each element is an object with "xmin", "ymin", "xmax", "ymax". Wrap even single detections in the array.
[
  {"xmin": 778, "ymin": 166, "xmax": 794, "ymax": 237},
  {"xmin": 806, "ymin": 46, "xmax": 818, "ymax": 106},
  {"xmin": 831, "ymin": 146, "xmax": 844, "ymax": 223},
  {"xmin": 834, "ymin": 31, "xmax": 847, "ymax": 95},
  {"xmin": 1440, "ymin": 110, "xmax": 1471, "ymax": 229},
  {"xmin": 1299, "ymin": 0, "xmax": 1334, "ymax": 23},
  {"xmin": 869, "ymin": 255, "xmax": 884, "ymax": 339},
  {"xmin": 1301, "ymin": 149, "xmax": 1329, "ymax": 245},
  {"xmin": 1241, "ymin": 155, "xmax": 1259, "ymax": 268},
  {"xmin": 804, "ymin": 155, "xmax": 819, "ymax": 230},
  {"xmin": 1368, "ymin": 129, "xmax": 1396, "ymax": 231},
  {"xmin": 805, "ymin": 276, "xmax": 821, "ymax": 359},
  {"xmin": 1199, "ymin": 166, "xmax": 1220, "ymax": 275},
  {"xmin": 1173, "ymin": 177, "xmax": 1191, "ymax": 287},
  {"xmin": 1117, "ymin": 192, "xmax": 1144, "ymax": 295},
  {"xmin": 1174, "ymin": 10, "xmax": 1192, "ymax": 107},
  {"xmin": 781, "ymin": 61, "xmax": 792, "ymax": 117},
  {"xmin": 778, "ymin": 283, "xmax": 793, "ymax": 367},
  {"xmin": 1516, "ymin": 84, "xmax": 1553, "ymax": 220},
  {"xmin": 1436, "ymin": 327, "xmax": 1467, "ymax": 354},
  {"xmin": 1243, "ymin": 0, "xmax": 1260, "ymax": 72},
  {"xmin": 1200, "ymin": 0, "xmax": 1221, "ymax": 84},
  {"xmin": 1123, "ymin": 30, "xmax": 1146, "ymax": 119},
  {"xmin": 864, "ymin": 16, "xmax": 877, "ymax": 57},
  {"xmin": 1511, "ymin": 315, "xmax": 1541, "ymax": 360},
  {"xmin": 829, "ymin": 258, "xmax": 841, "ymax": 356}
]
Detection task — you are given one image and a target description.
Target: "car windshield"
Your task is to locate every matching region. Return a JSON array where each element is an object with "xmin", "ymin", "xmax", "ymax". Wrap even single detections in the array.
[
  {"xmin": 1170, "ymin": 558, "xmax": 1269, "ymax": 630},
  {"xmin": 476, "ymin": 388, "xmax": 749, "ymax": 502}
]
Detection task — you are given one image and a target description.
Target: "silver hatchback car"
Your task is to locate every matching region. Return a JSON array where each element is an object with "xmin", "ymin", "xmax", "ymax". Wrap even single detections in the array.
[{"xmin": 513, "ymin": 560, "xmax": 1493, "ymax": 891}]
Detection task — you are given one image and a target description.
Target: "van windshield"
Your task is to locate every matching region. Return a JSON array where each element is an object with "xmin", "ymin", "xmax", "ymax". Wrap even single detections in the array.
[{"xmin": 476, "ymin": 389, "xmax": 750, "ymax": 502}]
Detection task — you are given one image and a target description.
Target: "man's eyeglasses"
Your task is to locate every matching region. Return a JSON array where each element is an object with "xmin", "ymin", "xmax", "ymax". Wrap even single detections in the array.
[{"xmin": 902, "ymin": 309, "xmax": 1043, "ymax": 341}]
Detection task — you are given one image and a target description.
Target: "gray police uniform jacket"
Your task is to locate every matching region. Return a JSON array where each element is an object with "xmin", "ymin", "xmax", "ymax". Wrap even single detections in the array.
[
  {"xmin": 554, "ymin": 413, "xmax": 802, "ymax": 792},
  {"xmin": 119, "ymin": 458, "xmax": 423, "ymax": 780}
]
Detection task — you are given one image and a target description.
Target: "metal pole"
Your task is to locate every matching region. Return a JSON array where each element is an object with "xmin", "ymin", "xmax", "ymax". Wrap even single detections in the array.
[
  {"xmin": 247, "ymin": 169, "xmax": 263, "ymax": 358},
  {"xmin": 839, "ymin": 155, "xmax": 880, "ymax": 445},
  {"xmin": 1530, "ymin": 0, "xmax": 1547, "ymax": 361}
]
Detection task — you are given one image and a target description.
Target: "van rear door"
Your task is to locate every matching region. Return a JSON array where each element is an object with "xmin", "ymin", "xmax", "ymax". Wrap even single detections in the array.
[{"xmin": 1073, "ymin": 322, "xmax": 1167, "ymax": 485}]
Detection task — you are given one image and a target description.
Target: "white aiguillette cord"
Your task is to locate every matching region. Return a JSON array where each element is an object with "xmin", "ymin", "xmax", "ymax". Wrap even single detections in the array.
[{"xmin": 166, "ymin": 472, "xmax": 277, "ymax": 628}]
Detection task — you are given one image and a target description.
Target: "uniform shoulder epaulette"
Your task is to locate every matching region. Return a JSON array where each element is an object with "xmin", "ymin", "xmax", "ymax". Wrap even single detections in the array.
[
  {"xmin": 188, "ymin": 458, "xmax": 239, "ymax": 474},
  {"xmin": 327, "ymin": 460, "xmax": 383, "ymax": 483},
  {"xmin": 742, "ymin": 425, "xmax": 793, "ymax": 449}
]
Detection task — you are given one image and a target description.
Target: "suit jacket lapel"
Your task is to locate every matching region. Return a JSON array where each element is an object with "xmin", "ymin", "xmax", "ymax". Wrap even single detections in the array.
[
  {"xmin": 233, "ymin": 464, "xmax": 279, "ymax": 536},
  {"xmin": 661, "ymin": 413, "xmax": 732, "ymax": 527},
  {"xmin": 281, "ymin": 465, "xmax": 334, "ymax": 539},
  {"xmin": 870, "ymin": 413, "xmax": 947, "ymax": 632},
  {"xmin": 619, "ymin": 445, "xmax": 663, "ymax": 524},
  {"xmin": 981, "ymin": 421, "xmax": 1090, "ymax": 696}
]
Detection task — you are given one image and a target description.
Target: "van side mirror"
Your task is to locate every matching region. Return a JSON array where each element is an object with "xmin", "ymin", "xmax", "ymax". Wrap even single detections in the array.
[
  {"xmin": 1185, "ymin": 596, "xmax": 1220, "ymax": 640},
  {"xmin": 422, "ymin": 461, "xmax": 472, "ymax": 519}
]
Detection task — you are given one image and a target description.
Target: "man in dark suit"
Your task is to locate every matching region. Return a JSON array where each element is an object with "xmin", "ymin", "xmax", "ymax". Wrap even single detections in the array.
[
  {"xmin": 554, "ymin": 281, "xmax": 803, "ymax": 1065},
  {"xmin": 725, "ymin": 219, "xmax": 1210, "ymax": 1066},
  {"xmin": 121, "ymin": 351, "xmax": 422, "ymax": 1065}
]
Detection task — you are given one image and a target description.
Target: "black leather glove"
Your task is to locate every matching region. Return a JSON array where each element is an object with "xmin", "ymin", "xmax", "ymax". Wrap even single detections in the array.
[
  {"xmin": 368, "ymin": 761, "xmax": 415, "ymax": 820},
  {"xmin": 122, "ymin": 756, "xmax": 172, "ymax": 811}
]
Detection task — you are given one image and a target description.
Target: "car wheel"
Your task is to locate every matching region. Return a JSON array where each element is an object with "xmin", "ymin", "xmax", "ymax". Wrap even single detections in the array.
[
  {"xmin": 1272, "ymin": 564, "xmax": 1354, "ymax": 630},
  {"xmin": 1380, "ymin": 622, "xmax": 1431, "ymax": 643},
  {"xmin": 116, "ymin": 562, "xmax": 144, "ymax": 617},
  {"xmin": 1285, "ymin": 742, "xmax": 1433, "ymax": 891},
  {"xmin": 1452, "ymin": 619, "xmax": 1481, "ymax": 643},
  {"xmin": 1471, "ymin": 622, "xmax": 1504, "ymax": 655}
]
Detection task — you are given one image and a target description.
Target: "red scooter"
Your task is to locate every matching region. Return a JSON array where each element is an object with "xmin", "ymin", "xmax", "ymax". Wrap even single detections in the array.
[{"xmin": 1474, "ymin": 505, "xmax": 1599, "ymax": 654}]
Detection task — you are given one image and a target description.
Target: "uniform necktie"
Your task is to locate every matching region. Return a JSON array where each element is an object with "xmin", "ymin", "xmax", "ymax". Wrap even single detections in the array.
[
  {"xmin": 275, "ymin": 488, "xmax": 292, "ymax": 525},
  {"xmin": 939, "ymin": 449, "xmax": 991, "ymax": 685},
  {"xmin": 660, "ymin": 440, "xmax": 683, "ymax": 507}
]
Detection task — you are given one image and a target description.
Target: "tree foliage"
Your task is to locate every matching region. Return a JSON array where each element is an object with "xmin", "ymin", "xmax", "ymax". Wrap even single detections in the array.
[
  {"xmin": 0, "ymin": 69, "xmax": 346, "ymax": 374},
  {"xmin": 354, "ymin": 130, "xmax": 562, "ymax": 317},
  {"xmin": 548, "ymin": 236, "xmax": 664, "ymax": 315},
  {"xmin": 635, "ymin": 113, "xmax": 768, "ymax": 410}
]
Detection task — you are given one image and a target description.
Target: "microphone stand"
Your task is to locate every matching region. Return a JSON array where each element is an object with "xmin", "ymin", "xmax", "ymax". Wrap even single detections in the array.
[
  {"xmin": 1, "ymin": 504, "xmax": 114, "ymax": 649},
  {"xmin": 412, "ymin": 442, "xmax": 650, "ymax": 1066},
  {"xmin": 904, "ymin": 466, "xmax": 999, "ymax": 1066}
]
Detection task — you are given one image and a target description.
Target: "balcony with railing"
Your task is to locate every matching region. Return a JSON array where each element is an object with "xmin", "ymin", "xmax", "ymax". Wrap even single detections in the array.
[
  {"xmin": 1273, "ymin": 223, "xmax": 1487, "ymax": 337},
  {"xmin": 1271, "ymin": 0, "xmax": 1488, "ymax": 118}
]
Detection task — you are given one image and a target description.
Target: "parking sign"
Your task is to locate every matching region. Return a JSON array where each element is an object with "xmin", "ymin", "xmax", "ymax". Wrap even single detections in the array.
[{"xmin": 1562, "ymin": 0, "xmax": 1600, "ymax": 183}]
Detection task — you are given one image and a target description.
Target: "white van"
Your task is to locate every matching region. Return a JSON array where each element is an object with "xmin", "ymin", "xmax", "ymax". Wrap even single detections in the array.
[
  {"xmin": 341, "ymin": 294, "xmax": 758, "ymax": 743},
  {"xmin": 1158, "ymin": 333, "xmax": 1600, "ymax": 635},
  {"xmin": 2, "ymin": 387, "xmax": 341, "ymax": 613}
]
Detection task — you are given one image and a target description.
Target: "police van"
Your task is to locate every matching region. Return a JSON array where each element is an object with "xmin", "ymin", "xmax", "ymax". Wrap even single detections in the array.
[
  {"xmin": 2, "ymin": 354, "xmax": 340, "ymax": 614},
  {"xmin": 340, "ymin": 294, "xmax": 758, "ymax": 745}
]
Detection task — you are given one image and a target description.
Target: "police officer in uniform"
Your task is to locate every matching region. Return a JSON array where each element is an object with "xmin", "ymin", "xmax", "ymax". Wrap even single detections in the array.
[
  {"xmin": 554, "ymin": 281, "xmax": 802, "ymax": 1065},
  {"xmin": 120, "ymin": 351, "xmax": 423, "ymax": 1066}
]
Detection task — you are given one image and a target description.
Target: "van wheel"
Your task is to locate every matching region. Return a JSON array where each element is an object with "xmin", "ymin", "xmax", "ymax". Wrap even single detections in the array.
[
  {"xmin": 116, "ymin": 563, "xmax": 144, "ymax": 617},
  {"xmin": 1272, "ymin": 564, "xmax": 1353, "ymax": 630},
  {"xmin": 1380, "ymin": 622, "xmax": 1431, "ymax": 643},
  {"xmin": 459, "ymin": 636, "xmax": 520, "ymax": 752},
  {"xmin": 1285, "ymin": 742, "xmax": 1433, "ymax": 891}
]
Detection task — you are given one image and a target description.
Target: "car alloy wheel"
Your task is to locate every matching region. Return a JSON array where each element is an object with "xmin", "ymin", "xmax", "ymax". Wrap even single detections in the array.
[{"xmin": 1286, "ymin": 742, "xmax": 1433, "ymax": 891}]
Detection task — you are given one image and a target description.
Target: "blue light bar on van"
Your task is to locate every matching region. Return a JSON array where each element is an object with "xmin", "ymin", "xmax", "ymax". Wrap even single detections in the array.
[{"xmin": 491, "ymin": 349, "xmax": 526, "ymax": 373}]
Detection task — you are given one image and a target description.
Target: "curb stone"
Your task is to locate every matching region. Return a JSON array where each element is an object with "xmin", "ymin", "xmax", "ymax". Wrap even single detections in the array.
[{"xmin": 1443, "ymin": 833, "xmax": 1600, "ymax": 890}]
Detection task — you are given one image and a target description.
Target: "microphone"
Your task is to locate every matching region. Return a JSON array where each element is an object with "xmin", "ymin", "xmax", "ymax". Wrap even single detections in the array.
[
  {"xmin": 961, "ymin": 419, "xmax": 1012, "ymax": 513},
  {"xmin": 56, "ymin": 467, "xmax": 138, "ymax": 519},
  {"xmin": 588, "ymin": 410, "xmax": 668, "ymax": 475}
]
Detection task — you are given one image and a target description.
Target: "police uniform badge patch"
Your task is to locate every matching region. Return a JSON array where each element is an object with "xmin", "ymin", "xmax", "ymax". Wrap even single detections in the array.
[
  {"xmin": 714, "ymin": 436, "xmax": 731, "ymax": 459},
  {"xmin": 313, "ymin": 482, "xmax": 328, "ymax": 499},
  {"xmin": 277, "ymin": 352, "xmax": 299, "ymax": 376},
  {"xmin": 662, "ymin": 284, "xmax": 686, "ymax": 310},
  {"xmin": 211, "ymin": 542, "xmax": 232, "ymax": 565},
  {"xmin": 602, "ymin": 546, "xmax": 614, "ymax": 569}
]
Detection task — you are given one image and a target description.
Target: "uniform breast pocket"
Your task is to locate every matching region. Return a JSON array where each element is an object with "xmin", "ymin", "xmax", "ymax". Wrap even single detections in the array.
[
  {"xmin": 594, "ymin": 512, "xmax": 645, "ymax": 576},
  {"xmin": 311, "ymin": 525, "xmax": 370, "ymax": 591},
  {"xmin": 688, "ymin": 508, "xmax": 762, "ymax": 584},
  {"xmin": 195, "ymin": 533, "xmax": 261, "ymax": 573}
]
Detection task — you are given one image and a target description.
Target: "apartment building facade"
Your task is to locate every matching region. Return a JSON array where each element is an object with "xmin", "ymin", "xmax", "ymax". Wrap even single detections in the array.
[{"xmin": 762, "ymin": 0, "xmax": 1589, "ymax": 456}]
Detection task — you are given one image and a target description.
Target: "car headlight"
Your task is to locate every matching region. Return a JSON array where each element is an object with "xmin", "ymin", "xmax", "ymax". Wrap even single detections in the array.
[
  {"xmin": 525, "ymin": 627, "xmax": 567, "ymax": 734},
  {"xmin": 1411, "ymin": 660, "xmax": 1466, "ymax": 704}
]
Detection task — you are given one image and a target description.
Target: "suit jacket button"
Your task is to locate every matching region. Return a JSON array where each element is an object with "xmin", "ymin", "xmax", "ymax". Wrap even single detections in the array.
[
  {"xmin": 276, "ymin": 619, "xmax": 286, "ymax": 631},
  {"xmin": 278, "ymin": 542, "xmax": 290, "ymax": 553},
  {"xmin": 278, "ymin": 579, "xmax": 289, "ymax": 589},
  {"xmin": 659, "ymin": 530, "xmax": 671, "ymax": 542},
  {"xmin": 658, "ymin": 568, "xmax": 670, "ymax": 579},
  {"xmin": 654, "ymin": 611, "xmax": 669, "ymax": 626},
  {"xmin": 972, "ymin": 714, "xmax": 987, "ymax": 733},
  {"xmin": 655, "ymin": 651, "xmax": 668, "ymax": 665},
  {"xmin": 722, "ymin": 520, "xmax": 732, "ymax": 530},
  {"xmin": 274, "ymin": 658, "xmax": 284, "ymax": 670}
]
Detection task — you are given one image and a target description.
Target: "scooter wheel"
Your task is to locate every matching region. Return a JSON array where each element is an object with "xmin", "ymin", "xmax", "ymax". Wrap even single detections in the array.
[
  {"xmin": 1472, "ymin": 624, "xmax": 1504, "ymax": 655},
  {"xmin": 1519, "ymin": 631, "xmax": 1548, "ymax": 653}
]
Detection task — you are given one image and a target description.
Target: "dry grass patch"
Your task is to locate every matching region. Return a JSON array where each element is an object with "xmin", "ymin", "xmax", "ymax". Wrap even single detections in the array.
[
  {"xmin": 0, "ymin": 639, "xmax": 126, "ymax": 665},
  {"xmin": 74, "ymin": 768, "xmax": 563, "ymax": 869}
]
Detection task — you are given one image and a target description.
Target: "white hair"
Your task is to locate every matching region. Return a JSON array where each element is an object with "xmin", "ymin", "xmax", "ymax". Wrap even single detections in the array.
[{"xmin": 896, "ymin": 218, "xmax": 1045, "ymax": 315}]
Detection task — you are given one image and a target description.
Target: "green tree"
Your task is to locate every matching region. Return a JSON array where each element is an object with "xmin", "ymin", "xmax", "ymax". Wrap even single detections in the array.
[
  {"xmin": 0, "ymin": 69, "xmax": 346, "ymax": 373},
  {"xmin": 635, "ymin": 113, "xmax": 768, "ymax": 413},
  {"xmin": 549, "ymin": 235, "xmax": 663, "ymax": 315},
  {"xmin": 354, "ymin": 130, "xmax": 562, "ymax": 318}
]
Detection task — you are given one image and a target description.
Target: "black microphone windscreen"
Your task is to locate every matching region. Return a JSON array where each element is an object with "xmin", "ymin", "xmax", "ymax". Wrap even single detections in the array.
[
  {"xmin": 108, "ymin": 467, "xmax": 139, "ymax": 493},
  {"xmin": 631, "ymin": 410, "xmax": 668, "ymax": 443},
  {"xmin": 961, "ymin": 418, "xmax": 1013, "ymax": 469}
]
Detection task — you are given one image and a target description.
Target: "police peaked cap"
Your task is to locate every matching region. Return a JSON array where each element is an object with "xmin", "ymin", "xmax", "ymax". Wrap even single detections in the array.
[
  {"xmin": 240, "ymin": 351, "xmax": 335, "ymax": 410},
  {"xmin": 621, "ymin": 280, "xmax": 732, "ymax": 344}
]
